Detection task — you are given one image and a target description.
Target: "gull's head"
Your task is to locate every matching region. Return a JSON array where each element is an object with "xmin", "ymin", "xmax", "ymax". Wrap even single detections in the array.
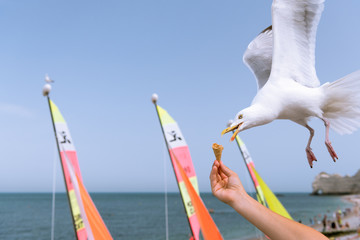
[
  {"xmin": 222, "ymin": 105, "xmax": 275, "ymax": 141},
  {"xmin": 222, "ymin": 109, "xmax": 248, "ymax": 141}
]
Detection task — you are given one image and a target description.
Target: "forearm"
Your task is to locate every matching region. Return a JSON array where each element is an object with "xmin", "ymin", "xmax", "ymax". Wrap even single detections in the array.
[{"xmin": 229, "ymin": 193, "xmax": 327, "ymax": 240}]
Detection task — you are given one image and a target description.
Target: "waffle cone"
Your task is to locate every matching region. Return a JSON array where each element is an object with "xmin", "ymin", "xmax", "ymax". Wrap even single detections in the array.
[{"xmin": 212, "ymin": 143, "xmax": 224, "ymax": 161}]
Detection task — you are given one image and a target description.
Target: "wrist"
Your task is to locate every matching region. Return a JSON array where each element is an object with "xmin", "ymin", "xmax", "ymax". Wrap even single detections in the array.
[{"xmin": 227, "ymin": 190, "xmax": 249, "ymax": 211}]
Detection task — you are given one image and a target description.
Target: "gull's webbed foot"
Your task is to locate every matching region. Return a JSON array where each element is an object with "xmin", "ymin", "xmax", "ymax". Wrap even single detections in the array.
[
  {"xmin": 325, "ymin": 141, "xmax": 338, "ymax": 162},
  {"xmin": 306, "ymin": 147, "xmax": 317, "ymax": 168}
]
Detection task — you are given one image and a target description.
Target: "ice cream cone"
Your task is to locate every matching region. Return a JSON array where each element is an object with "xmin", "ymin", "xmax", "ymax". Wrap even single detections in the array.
[{"xmin": 212, "ymin": 143, "xmax": 224, "ymax": 161}]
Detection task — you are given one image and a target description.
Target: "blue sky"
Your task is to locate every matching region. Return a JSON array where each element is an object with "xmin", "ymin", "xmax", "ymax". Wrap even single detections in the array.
[{"xmin": 0, "ymin": 1, "xmax": 359, "ymax": 193}]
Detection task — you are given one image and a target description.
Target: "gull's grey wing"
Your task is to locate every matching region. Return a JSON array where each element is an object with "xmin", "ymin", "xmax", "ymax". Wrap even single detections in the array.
[{"xmin": 243, "ymin": 26, "xmax": 273, "ymax": 90}]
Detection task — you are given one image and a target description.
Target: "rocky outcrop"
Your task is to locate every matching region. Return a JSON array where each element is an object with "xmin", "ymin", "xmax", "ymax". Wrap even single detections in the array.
[{"xmin": 312, "ymin": 170, "xmax": 360, "ymax": 195}]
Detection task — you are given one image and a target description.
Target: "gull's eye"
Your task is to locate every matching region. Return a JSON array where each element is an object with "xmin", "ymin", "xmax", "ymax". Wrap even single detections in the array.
[{"xmin": 238, "ymin": 114, "xmax": 243, "ymax": 120}]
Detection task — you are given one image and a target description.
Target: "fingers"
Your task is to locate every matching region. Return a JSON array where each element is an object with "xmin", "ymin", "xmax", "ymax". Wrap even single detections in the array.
[
  {"xmin": 210, "ymin": 161, "xmax": 219, "ymax": 189},
  {"xmin": 213, "ymin": 160, "xmax": 222, "ymax": 181},
  {"xmin": 210, "ymin": 160, "xmax": 234, "ymax": 187},
  {"xmin": 219, "ymin": 170, "xmax": 227, "ymax": 180},
  {"xmin": 219, "ymin": 161, "xmax": 234, "ymax": 178}
]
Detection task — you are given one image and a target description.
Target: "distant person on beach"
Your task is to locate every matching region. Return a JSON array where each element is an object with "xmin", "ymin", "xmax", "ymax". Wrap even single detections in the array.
[
  {"xmin": 336, "ymin": 210, "xmax": 343, "ymax": 228},
  {"xmin": 331, "ymin": 221, "xmax": 336, "ymax": 229},
  {"xmin": 322, "ymin": 214, "xmax": 327, "ymax": 232},
  {"xmin": 314, "ymin": 216, "xmax": 320, "ymax": 225},
  {"xmin": 210, "ymin": 160, "xmax": 328, "ymax": 240}
]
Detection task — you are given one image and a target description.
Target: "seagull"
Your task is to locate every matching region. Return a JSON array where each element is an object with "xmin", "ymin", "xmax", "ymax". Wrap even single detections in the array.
[
  {"xmin": 45, "ymin": 74, "xmax": 54, "ymax": 83},
  {"xmin": 222, "ymin": 0, "xmax": 360, "ymax": 168}
]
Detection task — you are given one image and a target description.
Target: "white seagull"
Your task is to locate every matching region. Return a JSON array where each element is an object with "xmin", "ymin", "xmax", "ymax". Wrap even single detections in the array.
[
  {"xmin": 45, "ymin": 74, "xmax": 54, "ymax": 83},
  {"xmin": 222, "ymin": 0, "xmax": 360, "ymax": 168}
]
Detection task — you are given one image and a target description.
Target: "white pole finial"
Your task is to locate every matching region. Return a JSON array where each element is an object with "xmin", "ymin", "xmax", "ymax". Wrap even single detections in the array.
[
  {"xmin": 151, "ymin": 93, "xmax": 159, "ymax": 103},
  {"xmin": 42, "ymin": 83, "xmax": 52, "ymax": 96}
]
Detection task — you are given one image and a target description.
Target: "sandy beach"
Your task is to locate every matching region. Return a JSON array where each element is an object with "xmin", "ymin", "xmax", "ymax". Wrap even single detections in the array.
[
  {"xmin": 309, "ymin": 195, "xmax": 360, "ymax": 240},
  {"xmin": 244, "ymin": 194, "xmax": 360, "ymax": 240}
]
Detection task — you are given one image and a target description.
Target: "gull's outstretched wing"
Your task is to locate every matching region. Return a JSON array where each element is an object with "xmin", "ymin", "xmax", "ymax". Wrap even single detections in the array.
[
  {"xmin": 271, "ymin": 0, "xmax": 324, "ymax": 87},
  {"xmin": 243, "ymin": 26, "xmax": 273, "ymax": 90}
]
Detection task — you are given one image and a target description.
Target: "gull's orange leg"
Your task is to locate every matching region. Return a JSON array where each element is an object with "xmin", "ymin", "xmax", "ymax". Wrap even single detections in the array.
[
  {"xmin": 322, "ymin": 119, "xmax": 338, "ymax": 162},
  {"xmin": 305, "ymin": 124, "xmax": 317, "ymax": 168}
]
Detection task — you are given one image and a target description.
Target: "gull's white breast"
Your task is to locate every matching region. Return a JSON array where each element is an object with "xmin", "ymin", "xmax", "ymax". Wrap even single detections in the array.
[{"xmin": 253, "ymin": 79, "xmax": 324, "ymax": 122}]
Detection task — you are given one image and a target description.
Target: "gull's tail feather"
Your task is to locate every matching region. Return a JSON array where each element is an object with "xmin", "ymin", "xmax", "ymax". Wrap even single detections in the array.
[{"xmin": 322, "ymin": 70, "xmax": 360, "ymax": 135}]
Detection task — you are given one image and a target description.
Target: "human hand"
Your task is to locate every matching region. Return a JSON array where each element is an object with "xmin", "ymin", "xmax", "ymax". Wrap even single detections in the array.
[{"xmin": 210, "ymin": 160, "xmax": 245, "ymax": 206}]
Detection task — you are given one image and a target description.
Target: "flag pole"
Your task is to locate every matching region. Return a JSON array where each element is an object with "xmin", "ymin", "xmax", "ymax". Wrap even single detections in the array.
[
  {"xmin": 229, "ymin": 120, "xmax": 266, "ymax": 206},
  {"xmin": 151, "ymin": 93, "xmax": 196, "ymax": 240},
  {"xmin": 43, "ymin": 82, "xmax": 79, "ymax": 240}
]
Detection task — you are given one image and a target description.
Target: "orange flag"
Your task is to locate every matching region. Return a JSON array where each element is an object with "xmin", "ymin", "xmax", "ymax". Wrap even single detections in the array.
[
  {"xmin": 77, "ymin": 175, "xmax": 113, "ymax": 240},
  {"xmin": 172, "ymin": 150, "xmax": 223, "ymax": 240}
]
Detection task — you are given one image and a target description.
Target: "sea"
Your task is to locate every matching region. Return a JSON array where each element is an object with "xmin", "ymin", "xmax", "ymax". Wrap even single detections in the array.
[{"xmin": 0, "ymin": 192, "xmax": 354, "ymax": 240}]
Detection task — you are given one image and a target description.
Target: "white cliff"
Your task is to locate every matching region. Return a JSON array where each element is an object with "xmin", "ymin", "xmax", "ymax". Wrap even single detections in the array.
[{"xmin": 312, "ymin": 170, "xmax": 360, "ymax": 195}]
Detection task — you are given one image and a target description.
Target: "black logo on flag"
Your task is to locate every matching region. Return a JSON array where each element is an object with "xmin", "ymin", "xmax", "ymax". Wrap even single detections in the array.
[
  {"xmin": 60, "ymin": 131, "xmax": 71, "ymax": 144},
  {"xmin": 168, "ymin": 130, "xmax": 182, "ymax": 142}
]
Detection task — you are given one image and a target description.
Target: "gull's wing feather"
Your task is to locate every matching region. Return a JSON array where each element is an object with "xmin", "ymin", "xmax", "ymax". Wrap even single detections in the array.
[
  {"xmin": 271, "ymin": 0, "xmax": 324, "ymax": 87},
  {"xmin": 243, "ymin": 26, "xmax": 273, "ymax": 90}
]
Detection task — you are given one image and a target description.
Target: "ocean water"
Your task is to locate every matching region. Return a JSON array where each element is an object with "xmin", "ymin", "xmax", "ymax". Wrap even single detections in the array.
[{"xmin": 0, "ymin": 192, "xmax": 353, "ymax": 240}]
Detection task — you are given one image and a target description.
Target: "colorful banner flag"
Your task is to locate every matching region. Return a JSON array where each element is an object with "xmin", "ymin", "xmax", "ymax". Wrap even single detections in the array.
[
  {"xmin": 156, "ymin": 105, "xmax": 201, "ymax": 240},
  {"xmin": 235, "ymin": 135, "xmax": 292, "ymax": 220},
  {"xmin": 48, "ymin": 99, "xmax": 112, "ymax": 240}
]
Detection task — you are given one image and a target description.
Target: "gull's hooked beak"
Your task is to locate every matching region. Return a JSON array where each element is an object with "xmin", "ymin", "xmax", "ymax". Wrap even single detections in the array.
[{"xmin": 221, "ymin": 122, "xmax": 243, "ymax": 141}]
